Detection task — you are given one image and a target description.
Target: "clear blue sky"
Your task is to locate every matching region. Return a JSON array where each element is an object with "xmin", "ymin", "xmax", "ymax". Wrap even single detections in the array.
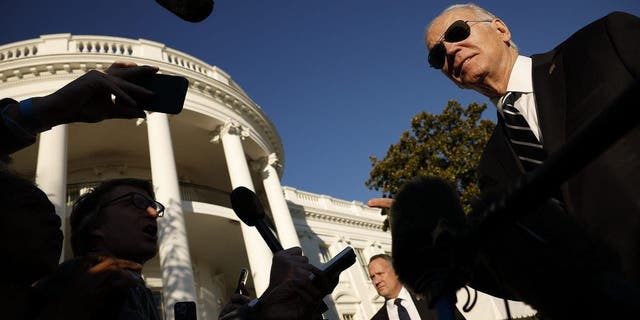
[{"xmin": 2, "ymin": 1, "xmax": 638, "ymax": 203}]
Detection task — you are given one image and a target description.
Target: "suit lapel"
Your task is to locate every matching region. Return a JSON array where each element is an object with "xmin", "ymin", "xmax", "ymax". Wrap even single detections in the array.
[
  {"xmin": 411, "ymin": 293, "xmax": 439, "ymax": 320},
  {"xmin": 373, "ymin": 304, "xmax": 390, "ymax": 320},
  {"xmin": 531, "ymin": 50, "xmax": 567, "ymax": 154}
]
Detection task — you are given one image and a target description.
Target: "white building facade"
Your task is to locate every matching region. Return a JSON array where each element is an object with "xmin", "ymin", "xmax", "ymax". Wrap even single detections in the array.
[{"xmin": 0, "ymin": 34, "xmax": 534, "ymax": 320}]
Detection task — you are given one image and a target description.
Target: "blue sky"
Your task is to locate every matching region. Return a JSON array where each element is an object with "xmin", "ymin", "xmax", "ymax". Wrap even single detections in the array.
[{"xmin": 2, "ymin": 1, "xmax": 638, "ymax": 203}]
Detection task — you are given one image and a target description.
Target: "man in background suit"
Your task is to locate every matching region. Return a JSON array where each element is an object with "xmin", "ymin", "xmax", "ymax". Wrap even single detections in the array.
[
  {"xmin": 422, "ymin": 3, "xmax": 640, "ymax": 317},
  {"xmin": 368, "ymin": 254, "xmax": 465, "ymax": 320}
]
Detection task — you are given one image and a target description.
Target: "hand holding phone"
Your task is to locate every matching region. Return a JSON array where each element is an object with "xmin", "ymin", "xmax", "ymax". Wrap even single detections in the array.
[
  {"xmin": 234, "ymin": 267, "xmax": 249, "ymax": 296},
  {"xmin": 320, "ymin": 247, "xmax": 356, "ymax": 280},
  {"xmin": 309, "ymin": 247, "xmax": 356, "ymax": 285},
  {"xmin": 137, "ymin": 74, "xmax": 189, "ymax": 114}
]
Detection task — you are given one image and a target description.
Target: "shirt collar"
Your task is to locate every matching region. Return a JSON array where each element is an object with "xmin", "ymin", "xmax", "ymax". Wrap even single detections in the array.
[
  {"xmin": 491, "ymin": 55, "xmax": 533, "ymax": 106},
  {"xmin": 386, "ymin": 286, "xmax": 412, "ymax": 307},
  {"xmin": 397, "ymin": 286, "xmax": 412, "ymax": 301},
  {"xmin": 507, "ymin": 55, "xmax": 533, "ymax": 93}
]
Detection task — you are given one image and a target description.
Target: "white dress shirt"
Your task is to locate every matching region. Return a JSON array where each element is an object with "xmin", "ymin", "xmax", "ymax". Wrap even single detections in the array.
[
  {"xmin": 385, "ymin": 286, "xmax": 422, "ymax": 320},
  {"xmin": 493, "ymin": 55, "xmax": 543, "ymax": 143}
]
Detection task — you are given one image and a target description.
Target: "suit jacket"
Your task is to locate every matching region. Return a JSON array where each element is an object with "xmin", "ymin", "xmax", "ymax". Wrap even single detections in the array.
[
  {"xmin": 370, "ymin": 291, "xmax": 466, "ymax": 320},
  {"xmin": 370, "ymin": 292, "xmax": 435, "ymax": 320},
  {"xmin": 474, "ymin": 11, "xmax": 640, "ymax": 317}
]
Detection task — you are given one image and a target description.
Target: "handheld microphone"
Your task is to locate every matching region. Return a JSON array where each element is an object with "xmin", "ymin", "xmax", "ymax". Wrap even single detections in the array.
[
  {"xmin": 230, "ymin": 186, "xmax": 330, "ymax": 314},
  {"xmin": 230, "ymin": 186, "xmax": 284, "ymax": 253},
  {"xmin": 155, "ymin": 0, "xmax": 214, "ymax": 23}
]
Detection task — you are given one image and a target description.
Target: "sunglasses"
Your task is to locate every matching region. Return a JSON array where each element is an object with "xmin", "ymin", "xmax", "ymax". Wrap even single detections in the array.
[
  {"xmin": 100, "ymin": 192, "xmax": 165, "ymax": 217},
  {"xmin": 428, "ymin": 19, "xmax": 493, "ymax": 69}
]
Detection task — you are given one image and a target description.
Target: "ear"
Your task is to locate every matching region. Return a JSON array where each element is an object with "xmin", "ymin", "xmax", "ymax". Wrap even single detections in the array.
[{"xmin": 492, "ymin": 18, "xmax": 512, "ymax": 44}]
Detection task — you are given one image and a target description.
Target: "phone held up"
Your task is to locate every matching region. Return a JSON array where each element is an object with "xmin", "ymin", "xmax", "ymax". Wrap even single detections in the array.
[
  {"xmin": 234, "ymin": 267, "xmax": 249, "ymax": 296},
  {"xmin": 137, "ymin": 74, "xmax": 189, "ymax": 115},
  {"xmin": 174, "ymin": 301, "xmax": 197, "ymax": 320}
]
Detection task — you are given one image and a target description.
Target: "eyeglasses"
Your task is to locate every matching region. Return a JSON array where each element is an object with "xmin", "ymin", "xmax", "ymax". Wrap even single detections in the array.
[
  {"xmin": 99, "ymin": 192, "xmax": 165, "ymax": 217},
  {"xmin": 428, "ymin": 19, "xmax": 493, "ymax": 69}
]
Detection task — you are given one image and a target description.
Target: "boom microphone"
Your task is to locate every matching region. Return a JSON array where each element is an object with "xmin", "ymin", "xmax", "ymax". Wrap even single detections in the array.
[
  {"xmin": 155, "ymin": 0, "xmax": 214, "ymax": 23},
  {"xmin": 230, "ymin": 186, "xmax": 284, "ymax": 253},
  {"xmin": 390, "ymin": 176, "xmax": 468, "ymax": 320}
]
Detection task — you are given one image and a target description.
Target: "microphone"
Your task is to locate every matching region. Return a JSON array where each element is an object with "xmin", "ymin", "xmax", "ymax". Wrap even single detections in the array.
[
  {"xmin": 230, "ymin": 186, "xmax": 331, "ymax": 315},
  {"xmin": 155, "ymin": 0, "xmax": 214, "ymax": 23},
  {"xmin": 230, "ymin": 186, "xmax": 284, "ymax": 253},
  {"xmin": 390, "ymin": 176, "xmax": 468, "ymax": 320}
]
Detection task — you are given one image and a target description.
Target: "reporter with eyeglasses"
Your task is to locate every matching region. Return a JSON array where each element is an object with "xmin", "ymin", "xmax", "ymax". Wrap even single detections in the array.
[{"xmin": 36, "ymin": 178, "xmax": 164, "ymax": 320}]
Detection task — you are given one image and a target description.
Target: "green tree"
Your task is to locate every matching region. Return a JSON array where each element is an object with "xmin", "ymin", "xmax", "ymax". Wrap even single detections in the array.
[{"xmin": 366, "ymin": 100, "xmax": 495, "ymax": 230}]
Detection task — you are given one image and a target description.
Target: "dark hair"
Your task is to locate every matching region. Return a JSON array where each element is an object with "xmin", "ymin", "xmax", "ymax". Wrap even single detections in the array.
[
  {"xmin": 369, "ymin": 253, "xmax": 393, "ymax": 266},
  {"xmin": 70, "ymin": 178, "xmax": 155, "ymax": 256}
]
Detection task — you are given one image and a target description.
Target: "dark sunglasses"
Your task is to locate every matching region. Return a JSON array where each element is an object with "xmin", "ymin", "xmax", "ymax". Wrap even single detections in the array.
[
  {"xmin": 100, "ymin": 192, "xmax": 165, "ymax": 217},
  {"xmin": 428, "ymin": 19, "xmax": 493, "ymax": 69}
]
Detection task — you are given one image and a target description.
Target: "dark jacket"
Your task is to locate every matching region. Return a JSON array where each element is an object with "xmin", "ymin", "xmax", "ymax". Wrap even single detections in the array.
[
  {"xmin": 474, "ymin": 11, "xmax": 640, "ymax": 318},
  {"xmin": 370, "ymin": 289, "xmax": 466, "ymax": 320}
]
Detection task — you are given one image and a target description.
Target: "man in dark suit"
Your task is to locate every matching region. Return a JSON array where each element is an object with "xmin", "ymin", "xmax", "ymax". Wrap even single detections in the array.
[
  {"xmin": 423, "ymin": 3, "xmax": 640, "ymax": 317},
  {"xmin": 368, "ymin": 254, "xmax": 466, "ymax": 320}
]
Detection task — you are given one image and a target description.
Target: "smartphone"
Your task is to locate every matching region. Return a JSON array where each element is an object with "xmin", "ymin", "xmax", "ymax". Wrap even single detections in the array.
[
  {"xmin": 309, "ymin": 246, "xmax": 356, "ymax": 283},
  {"xmin": 234, "ymin": 267, "xmax": 249, "ymax": 295},
  {"xmin": 320, "ymin": 246, "xmax": 356, "ymax": 278},
  {"xmin": 174, "ymin": 301, "xmax": 197, "ymax": 320},
  {"xmin": 138, "ymin": 74, "xmax": 189, "ymax": 114}
]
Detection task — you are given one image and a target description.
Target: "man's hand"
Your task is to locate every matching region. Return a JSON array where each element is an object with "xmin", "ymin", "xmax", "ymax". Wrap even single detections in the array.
[
  {"xmin": 367, "ymin": 197, "xmax": 394, "ymax": 209},
  {"xmin": 36, "ymin": 255, "xmax": 143, "ymax": 320},
  {"xmin": 31, "ymin": 62, "xmax": 158, "ymax": 128},
  {"xmin": 218, "ymin": 292, "xmax": 251, "ymax": 319},
  {"xmin": 258, "ymin": 247, "xmax": 327, "ymax": 320}
]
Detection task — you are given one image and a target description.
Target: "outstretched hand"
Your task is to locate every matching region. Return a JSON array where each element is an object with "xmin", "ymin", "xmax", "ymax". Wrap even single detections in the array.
[
  {"xmin": 32, "ymin": 62, "xmax": 158, "ymax": 128},
  {"xmin": 367, "ymin": 197, "xmax": 394, "ymax": 209}
]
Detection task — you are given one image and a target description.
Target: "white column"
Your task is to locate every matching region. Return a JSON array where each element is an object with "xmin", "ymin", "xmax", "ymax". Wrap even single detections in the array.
[
  {"xmin": 35, "ymin": 125, "xmax": 68, "ymax": 261},
  {"xmin": 146, "ymin": 112, "xmax": 197, "ymax": 320},
  {"xmin": 193, "ymin": 260, "xmax": 220, "ymax": 320},
  {"xmin": 256, "ymin": 153, "xmax": 301, "ymax": 248},
  {"xmin": 211, "ymin": 121, "xmax": 272, "ymax": 295}
]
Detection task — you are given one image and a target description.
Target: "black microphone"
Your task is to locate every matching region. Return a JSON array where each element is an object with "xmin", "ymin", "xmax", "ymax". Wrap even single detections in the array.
[
  {"xmin": 390, "ymin": 176, "xmax": 468, "ymax": 320},
  {"xmin": 230, "ymin": 186, "xmax": 284, "ymax": 253},
  {"xmin": 155, "ymin": 0, "xmax": 214, "ymax": 23},
  {"xmin": 230, "ymin": 186, "xmax": 331, "ymax": 315}
]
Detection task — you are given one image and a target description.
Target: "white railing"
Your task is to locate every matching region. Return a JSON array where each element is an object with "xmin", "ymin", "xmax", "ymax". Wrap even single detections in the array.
[
  {"xmin": 164, "ymin": 47, "xmax": 210, "ymax": 76},
  {"xmin": 0, "ymin": 34, "xmax": 231, "ymax": 82},
  {"xmin": 283, "ymin": 186, "xmax": 381, "ymax": 218},
  {"xmin": 0, "ymin": 42, "xmax": 39, "ymax": 62},
  {"xmin": 74, "ymin": 39, "xmax": 134, "ymax": 55}
]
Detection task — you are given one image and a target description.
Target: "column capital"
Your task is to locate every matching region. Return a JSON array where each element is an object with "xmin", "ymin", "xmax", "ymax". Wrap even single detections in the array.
[
  {"xmin": 209, "ymin": 121, "xmax": 249, "ymax": 143},
  {"xmin": 251, "ymin": 153, "xmax": 282, "ymax": 173}
]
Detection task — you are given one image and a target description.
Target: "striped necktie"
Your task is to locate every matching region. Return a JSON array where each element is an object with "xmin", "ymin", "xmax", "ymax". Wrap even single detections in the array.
[
  {"xmin": 394, "ymin": 298, "xmax": 411, "ymax": 320},
  {"xmin": 500, "ymin": 92, "xmax": 547, "ymax": 171}
]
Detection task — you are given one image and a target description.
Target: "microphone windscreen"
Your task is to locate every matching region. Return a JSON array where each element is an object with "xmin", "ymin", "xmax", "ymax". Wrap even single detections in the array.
[
  {"xmin": 155, "ymin": 0, "xmax": 214, "ymax": 23},
  {"xmin": 390, "ymin": 176, "xmax": 466, "ymax": 292},
  {"xmin": 230, "ymin": 186, "xmax": 266, "ymax": 227}
]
